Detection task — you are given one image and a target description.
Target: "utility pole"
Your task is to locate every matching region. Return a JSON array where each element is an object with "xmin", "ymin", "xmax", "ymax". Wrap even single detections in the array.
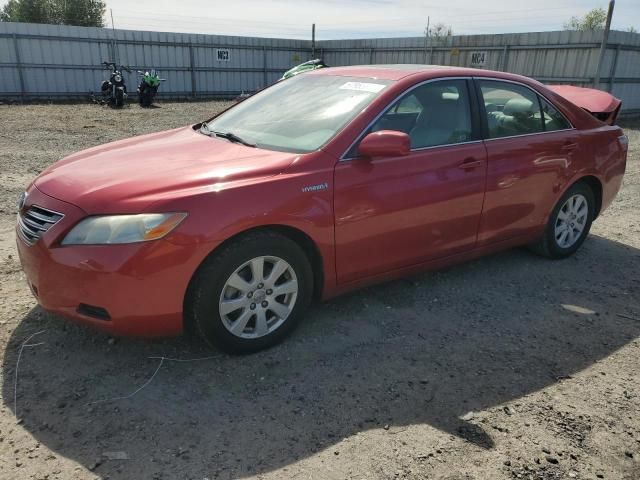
[
  {"xmin": 594, "ymin": 0, "xmax": 615, "ymax": 88},
  {"xmin": 311, "ymin": 23, "xmax": 316, "ymax": 59},
  {"xmin": 110, "ymin": 8, "xmax": 119, "ymax": 64},
  {"xmin": 424, "ymin": 16, "xmax": 430, "ymax": 64}
]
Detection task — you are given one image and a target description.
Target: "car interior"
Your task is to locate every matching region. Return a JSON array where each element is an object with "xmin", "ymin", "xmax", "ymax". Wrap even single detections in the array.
[
  {"xmin": 369, "ymin": 82, "xmax": 473, "ymax": 149},
  {"xmin": 355, "ymin": 80, "xmax": 571, "ymax": 155},
  {"xmin": 481, "ymin": 83, "xmax": 570, "ymax": 138}
]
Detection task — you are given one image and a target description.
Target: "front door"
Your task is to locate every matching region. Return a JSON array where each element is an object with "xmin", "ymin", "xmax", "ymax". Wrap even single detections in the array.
[{"xmin": 334, "ymin": 78, "xmax": 488, "ymax": 284}]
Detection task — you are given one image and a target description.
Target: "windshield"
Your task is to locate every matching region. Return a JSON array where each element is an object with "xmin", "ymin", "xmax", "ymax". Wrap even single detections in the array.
[{"xmin": 203, "ymin": 74, "xmax": 393, "ymax": 153}]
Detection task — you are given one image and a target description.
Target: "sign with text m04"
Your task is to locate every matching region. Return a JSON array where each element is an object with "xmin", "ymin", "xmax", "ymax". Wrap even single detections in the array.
[
  {"xmin": 470, "ymin": 51, "xmax": 487, "ymax": 67},
  {"xmin": 216, "ymin": 49, "xmax": 230, "ymax": 62}
]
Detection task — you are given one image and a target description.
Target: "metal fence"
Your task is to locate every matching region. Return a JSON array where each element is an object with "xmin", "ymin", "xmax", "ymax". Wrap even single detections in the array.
[
  {"xmin": 1, "ymin": 22, "xmax": 640, "ymax": 112},
  {"xmin": 0, "ymin": 22, "xmax": 310, "ymax": 99},
  {"xmin": 320, "ymin": 30, "xmax": 640, "ymax": 112}
]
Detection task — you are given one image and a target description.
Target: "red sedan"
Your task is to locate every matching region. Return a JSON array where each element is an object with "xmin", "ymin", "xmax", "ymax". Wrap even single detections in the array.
[{"xmin": 16, "ymin": 65, "xmax": 627, "ymax": 353}]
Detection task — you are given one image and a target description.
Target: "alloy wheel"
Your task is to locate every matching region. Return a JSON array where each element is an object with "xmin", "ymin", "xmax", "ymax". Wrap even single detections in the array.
[
  {"xmin": 219, "ymin": 256, "xmax": 298, "ymax": 339},
  {"xmin": 554, "ymin": 193, "xmax": 588, "ymax": 249}
]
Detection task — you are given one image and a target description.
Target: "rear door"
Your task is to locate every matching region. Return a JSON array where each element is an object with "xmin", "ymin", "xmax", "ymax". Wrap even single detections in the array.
[
  {"xmin": 333, "ymin": 78, "xmax": 488, "ymax": 284},
  {"xmin": 475, "ymin": 79, "xmax": 579, "ymax": 245}
]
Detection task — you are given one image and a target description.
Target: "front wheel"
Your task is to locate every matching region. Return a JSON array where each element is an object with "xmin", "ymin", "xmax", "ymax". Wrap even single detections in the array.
[
  {"xmin": 186, "ymin": 231, "xmax": 313, "ymax": 353},
  {"xmin": 114, "ymin": 88, "xmax": 125, "ymax": 108},
  {"xmin": 530, "ymin": 182, "xmax": 595, "ymax": 259}
]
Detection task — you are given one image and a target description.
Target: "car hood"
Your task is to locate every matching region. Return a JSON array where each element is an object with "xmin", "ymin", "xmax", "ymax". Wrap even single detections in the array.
[{"xmin": 34, "ymin": 126, "xmax": 297, "ymax": 213}]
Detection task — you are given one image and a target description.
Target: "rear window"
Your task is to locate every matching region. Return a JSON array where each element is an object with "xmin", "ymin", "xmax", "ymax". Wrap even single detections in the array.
[
  {"xmin": 478, "ymin": 80, "xmax": 544, "ymax": 139},
  {"xmin": 540, "ymin": 98, "xmax": 571, "ymax": 131}
]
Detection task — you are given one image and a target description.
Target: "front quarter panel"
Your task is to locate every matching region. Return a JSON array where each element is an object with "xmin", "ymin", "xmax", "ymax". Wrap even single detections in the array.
[{"xmin": 156, "ymin": 150, "xmax": 338, "ymax": 296}]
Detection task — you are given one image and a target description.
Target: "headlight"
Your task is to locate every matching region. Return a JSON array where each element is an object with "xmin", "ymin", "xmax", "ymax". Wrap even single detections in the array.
[
  {"xmin": 114, "ymin": 74, "xmax": 122, "ymax": 83},
  {"xmin": 61, "ymin": 213, "xmax": 187, "ymax": 245}
]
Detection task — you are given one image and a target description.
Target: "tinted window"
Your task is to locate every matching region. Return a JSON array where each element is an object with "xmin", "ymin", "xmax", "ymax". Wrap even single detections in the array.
[
  {"xmin": 367, "ymin": 79, "xmax": 473, "ymax": 149},
  {"xmin": 540, "ymin": 97, "xmax": 571, "ymax": 131},
  {"xmin": 479, "ymin": 80, "xmax": 543, "ymax": 138}
]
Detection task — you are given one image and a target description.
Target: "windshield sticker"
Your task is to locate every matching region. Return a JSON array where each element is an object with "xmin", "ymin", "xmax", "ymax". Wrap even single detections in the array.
[{"xmin": 339, "ymin": 82, "xmax": 386, "ymax": 93}]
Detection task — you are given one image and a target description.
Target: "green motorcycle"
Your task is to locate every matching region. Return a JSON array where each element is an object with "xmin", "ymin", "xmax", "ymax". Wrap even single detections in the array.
[{"xmin": 137, "ymin": 70, "xmax": 166, "ymax": 107}]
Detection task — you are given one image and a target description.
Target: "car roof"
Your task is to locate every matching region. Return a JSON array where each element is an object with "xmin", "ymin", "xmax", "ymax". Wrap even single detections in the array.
[{"xmin": 311, "ymin": 64, "xmax": 534, "ymax": 83}]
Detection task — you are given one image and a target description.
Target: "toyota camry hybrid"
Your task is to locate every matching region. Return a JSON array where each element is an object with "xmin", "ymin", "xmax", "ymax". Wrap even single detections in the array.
[{"xmin": 16, "ymin": 65, "xmax": 627, "ymax": 353}]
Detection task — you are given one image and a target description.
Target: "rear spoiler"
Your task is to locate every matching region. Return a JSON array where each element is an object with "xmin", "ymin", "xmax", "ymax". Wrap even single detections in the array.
[{"xmin": 546, "ymin": 85, "xmax": 621, "ymax": 126}]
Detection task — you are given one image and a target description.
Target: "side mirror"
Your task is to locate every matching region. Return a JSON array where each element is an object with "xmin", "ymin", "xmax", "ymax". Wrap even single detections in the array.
[{"xmin": 358, "ymin": 130, "xmax": 410, "ymax": 159}]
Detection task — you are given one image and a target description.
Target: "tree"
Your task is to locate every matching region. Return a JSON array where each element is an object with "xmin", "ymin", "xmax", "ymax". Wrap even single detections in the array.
[
  {"xmin": 425, "ymin": 22, "xmax": 453, "ymax": 42},
  {"xmin": 627, "ymin": 26, "xmax": 638, "ymax": 33},
  {"xmin": 57, "ymin": 0, "xmax": 105, "ymax": 27},
  {"xmin": 564, "ymin": 7, "xmax": 607, "ymax": 31},
  {"xmin": 0, "ymin": 0, "xmax": 105, "ymax": 27},
  {"xmin": 0, "ymin": 0, "xmax": 53, "ymax": 23}
]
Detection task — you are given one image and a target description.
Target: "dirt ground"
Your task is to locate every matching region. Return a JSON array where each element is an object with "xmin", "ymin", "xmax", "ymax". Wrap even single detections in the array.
[{"xmin": 0, "ymin": 100, "xmax": 639, "ymax": 480}]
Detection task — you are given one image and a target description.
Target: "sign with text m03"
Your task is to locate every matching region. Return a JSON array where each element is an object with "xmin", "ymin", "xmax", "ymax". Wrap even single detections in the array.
[
  {"xmin": 470, "ymin": 51, "xmax": 487, "ymax": 67},
  {"xmin": 216, "ymin": 49, "xmax": 230, "ymax": 62}
]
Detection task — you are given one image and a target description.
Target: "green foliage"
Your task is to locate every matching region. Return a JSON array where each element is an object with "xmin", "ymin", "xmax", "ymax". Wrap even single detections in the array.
[
  {"xmin": 563, "ymin": 7, "xmax": 608, "ymax": 31},
  {"xmin": 425, "ymin": 22, "xmax": 453, "ymax": 42},
  {"xmin": 0, "ymin": 0, "xmax": 106, "ymax": 27}
]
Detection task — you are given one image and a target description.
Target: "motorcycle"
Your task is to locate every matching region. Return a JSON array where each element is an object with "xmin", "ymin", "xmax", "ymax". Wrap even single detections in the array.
[
  {"xmin": 95, "ymin": 61, "xmax": 131, "ymax": 108},
  {"xmin": 280, "ymin": 59, "xmax": 328, "ymax": 81},
  {"xmin": 137, "ymin": 70, "xmax": 166, "ymax": 107}
]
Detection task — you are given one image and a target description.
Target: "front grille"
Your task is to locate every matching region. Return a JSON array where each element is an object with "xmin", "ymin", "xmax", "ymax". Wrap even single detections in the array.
[{"xmin": 17, "ymin": 205, "xmax": 64, "ymax": 246}]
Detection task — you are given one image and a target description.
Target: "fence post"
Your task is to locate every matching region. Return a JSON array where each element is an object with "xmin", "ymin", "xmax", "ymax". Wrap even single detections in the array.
[
  {"xmin": 12, "ymin": 34, "xmax": 26, "ymax": 102},
  {"xmin": 501, "ymin": 45, "xmax": 510, "ymax": 71},
  {"xmin": 594, "ymin": 0, "xmax": 615, "ymax": 88},
  {"xmin": 369, "ymin": 48, "xmax": 374, "ymax": 64},
  {"xmin": 607, "ymin": 43, "xmax": 620, "ymax": 93},
  {"xmin": 188, "ymin": 44, "xmax": 196, "ymax": 98},
  {"xmin": 262, "ymin": 46, "xmax": 267, "ymax": 88}
]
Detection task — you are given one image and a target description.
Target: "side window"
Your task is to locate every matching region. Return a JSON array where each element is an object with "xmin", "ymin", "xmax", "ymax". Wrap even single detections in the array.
[
  {"xmin": 367, "ymin": 79, "xmax": 473, "ymax": 149},
  {"xmin": 479, "ymin": 80, "xmax": 543, "ymax": 139},
  {"xmin": 540, "ymin": 97, "xmax": 571, "ymax": 131}
]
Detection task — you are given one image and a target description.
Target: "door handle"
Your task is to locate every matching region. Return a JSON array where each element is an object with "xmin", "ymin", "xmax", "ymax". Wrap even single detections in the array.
[
  {"xmin": 459, "ymin": 157, "xmax": 483, "ymax": 170},
  {"xmin": 561, "ymin": 142, "xmax": 578, "ymax": 151}
]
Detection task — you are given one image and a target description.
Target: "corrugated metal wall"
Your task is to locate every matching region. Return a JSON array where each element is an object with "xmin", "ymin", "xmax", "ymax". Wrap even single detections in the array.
[
  {"xmin": 1, "ymin": 22, "xmax": 639, "ymax": 111},
  {"xmin": 319, "ymin": 30, "xmax": 640, "ymax": 111},
  {"xmin": 0, "ymin": 22, "xmax": 311, "ymax": 98}
]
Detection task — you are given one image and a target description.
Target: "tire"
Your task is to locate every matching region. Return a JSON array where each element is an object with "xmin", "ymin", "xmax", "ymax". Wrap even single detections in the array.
[
  {"xmin": 529, "ymin": 181, "xmax": 595, "ymax": 259},
  {"xmin": 186, "ymin": 231, "xmax": 313, "ymax": 354},
  {"xmin": 114, "ymin": 88, "xmax": 124, "ymax": 108}
]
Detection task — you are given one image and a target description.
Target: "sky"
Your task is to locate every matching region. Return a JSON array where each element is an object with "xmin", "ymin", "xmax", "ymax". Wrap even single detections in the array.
[{"xmin": 2, "ymin": 0, "xmax": 639, "ymax": 39}]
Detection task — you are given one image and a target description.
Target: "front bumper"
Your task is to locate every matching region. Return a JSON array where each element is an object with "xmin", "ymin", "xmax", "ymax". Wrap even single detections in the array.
[{"xmin": 15, "ymin": 187, "xmax": 210, "ymax": 337}]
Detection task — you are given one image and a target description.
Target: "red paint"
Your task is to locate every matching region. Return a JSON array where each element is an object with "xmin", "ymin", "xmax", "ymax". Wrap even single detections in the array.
[
  {"xmin": 547, "ymin": 85, "xmax": 622, "ymax": 125},
  {"xmin": 16, "ymin": 66, "xmax": 627, "ymax": 337},
  {"xmin": 358, "ymin": 130, "xmax": 410, "ymax": 158}
]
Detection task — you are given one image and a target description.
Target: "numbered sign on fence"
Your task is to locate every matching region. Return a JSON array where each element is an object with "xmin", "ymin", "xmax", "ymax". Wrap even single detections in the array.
[
  {"xmin": 470, "ymin": 51, "xmax": 487, "ymax": 67},
  {"xmin": 216, "ymin": 49, "xmax": 230, "ymax": 62}
]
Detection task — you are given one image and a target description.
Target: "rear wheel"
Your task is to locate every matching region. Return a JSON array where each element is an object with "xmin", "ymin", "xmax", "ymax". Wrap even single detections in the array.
[
  {"xmin": 186, "ymin": 231, "xmax": 313, "ymax": 353},
  {"xmin": 530, "ymin": 182, "xmax": 595, "ymax": 259}
]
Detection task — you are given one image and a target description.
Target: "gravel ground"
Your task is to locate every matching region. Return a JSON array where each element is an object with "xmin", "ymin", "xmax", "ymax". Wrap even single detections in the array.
[{"xmin": 0, "ymin": 101, "xmax": 639, "ymax": 480}]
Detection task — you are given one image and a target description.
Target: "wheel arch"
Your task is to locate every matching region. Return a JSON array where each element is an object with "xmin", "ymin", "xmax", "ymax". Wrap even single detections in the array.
[
  {"xmin": 183, "ymin": 224, "xmax": 325, "ymax": 332},
  {"xmin": 577, "ymin": 175, "xmax": 603, "ymax": 219}
]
